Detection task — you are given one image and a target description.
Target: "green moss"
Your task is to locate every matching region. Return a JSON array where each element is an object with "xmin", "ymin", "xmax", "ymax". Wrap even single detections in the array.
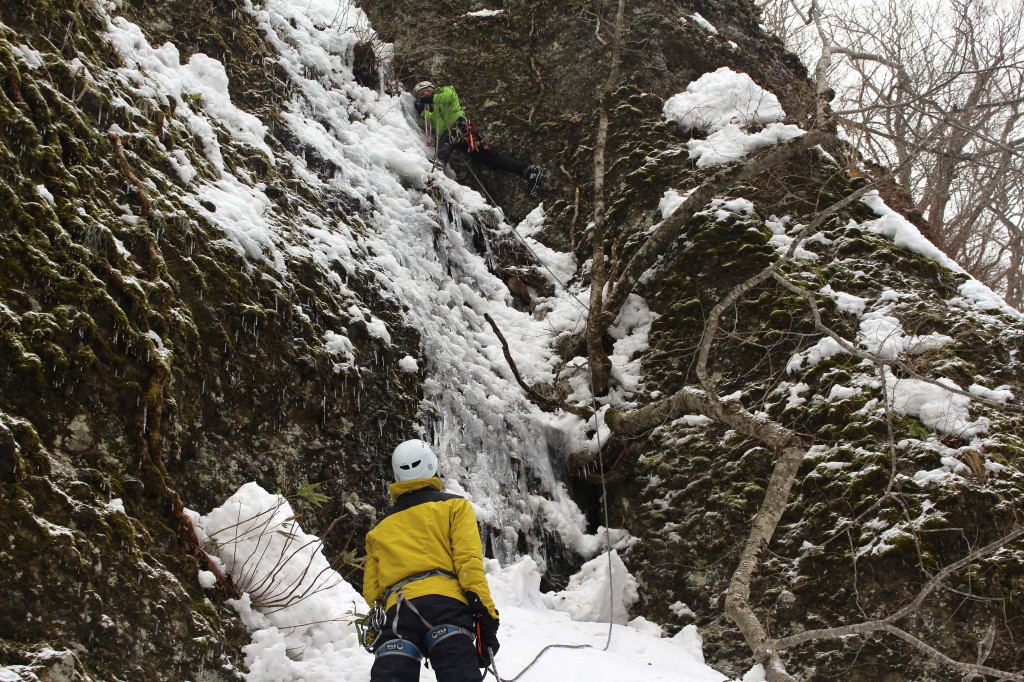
[{"xmin": 840, "ymin": 423, "xmax": 868, "ymax": 440}]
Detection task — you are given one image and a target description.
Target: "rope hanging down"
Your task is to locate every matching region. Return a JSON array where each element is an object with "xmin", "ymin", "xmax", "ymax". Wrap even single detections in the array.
[
  {"xmin": 455, "ymin": 159, "xmax": 589, "ymax": 315},
  {"xmin": 476, "ymin": 214, "xmax": 616, "ymax": 680},
  {"xmin": 424, "ymin": 111, "xmax": 618, "ymax": 681},
  {"xmin": 480, "ymin": 384, "xmax": 614, "ymax": 682}
]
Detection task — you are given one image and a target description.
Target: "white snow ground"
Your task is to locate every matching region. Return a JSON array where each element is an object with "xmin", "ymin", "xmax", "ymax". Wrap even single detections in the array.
[{"xmin": 190, "ymin": 483, "xmax": 736, "ymax": 682}]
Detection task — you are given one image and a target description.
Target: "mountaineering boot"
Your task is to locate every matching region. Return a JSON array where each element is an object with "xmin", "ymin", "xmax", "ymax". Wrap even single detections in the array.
[{"xmin": 523, "ymin": 165, "xmax": 543, "ymax": 196}]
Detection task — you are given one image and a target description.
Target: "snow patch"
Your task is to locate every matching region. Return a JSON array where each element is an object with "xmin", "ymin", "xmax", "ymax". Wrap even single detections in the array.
[
  {"xmin": 544, "ymin": 550, "xmax": 638, "ymax": 624},
  {"xmin": 664, "ymin": 68, "xmax": 785, "ymax": 133},
  {"xmin": 686, "ymin": 13, "xmax": 719, "ymax": 34},
  {"xmin": 861, "ymin": 192, "xmax": 1022, "ymax": 319},
  {"xmin": 820, "ymin": 285, "xmax": 867, "ymax": 316},
  {"xmin": 887, "ymin": 370, "xmax": 987, "ymax": 439},
  {"xmin": 687, "ymin": 122, "xmax": 805, "ymax": 168},
  {"xmin": 35, "ymin": 184, "xmax": 56, "ymax": 205}
]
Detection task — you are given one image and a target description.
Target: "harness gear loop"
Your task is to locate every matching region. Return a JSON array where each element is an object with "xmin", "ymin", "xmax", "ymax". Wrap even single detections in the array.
[
  {"xmin": 462, "ymin": 120, "xmax": 489, "ymax": 153},
  {"xmin": 448, "ymin": 124, "xmax": 464, "ymax": 146}
]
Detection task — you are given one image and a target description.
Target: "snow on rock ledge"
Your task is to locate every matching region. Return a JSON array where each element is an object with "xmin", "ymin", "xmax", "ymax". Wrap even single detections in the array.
[{"xmin": 662, "ymin": 67, "xmax": 805, "ymax": 167}]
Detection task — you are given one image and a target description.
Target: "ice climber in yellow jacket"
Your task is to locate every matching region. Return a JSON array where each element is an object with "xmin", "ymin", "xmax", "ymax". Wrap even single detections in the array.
[{"xmin": 363, "ymin": 439, "xmax": 500, "ymax": 681}]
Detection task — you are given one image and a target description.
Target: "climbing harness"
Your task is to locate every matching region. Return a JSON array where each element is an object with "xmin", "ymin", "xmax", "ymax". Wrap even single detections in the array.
[
  {"xmin": 370, "ymin": 570, "xmax": 477, "ymax": 665},
  {"xmin": 442, "ymin": 119, "xmax": 489, "ymax": 153},
  {"xmin": 382, "ymin": 569, "xmax": 457, "ymax": 606}
]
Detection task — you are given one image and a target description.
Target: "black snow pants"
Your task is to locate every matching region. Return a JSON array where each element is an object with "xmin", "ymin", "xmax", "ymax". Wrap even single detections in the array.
[
  {"xmin": 370, "ymin": 594, "xmax": 483, "ymax": 682},
  {"xmin": 435, "ymin": 123, "xmax": 529, "ymax": 177}
]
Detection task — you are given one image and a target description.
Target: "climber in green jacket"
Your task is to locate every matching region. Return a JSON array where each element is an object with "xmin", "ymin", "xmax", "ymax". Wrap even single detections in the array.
[{"xmin": 413, "ymin": 80, "xmax": 543, "ymax": 196}]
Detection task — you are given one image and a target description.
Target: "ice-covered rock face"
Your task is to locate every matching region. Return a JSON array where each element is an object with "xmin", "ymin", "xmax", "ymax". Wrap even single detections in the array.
[
  {"xmin": 4, "ymin": 0, "xmax": 1024, "ymax": 681},
  {"xmin": 0, "ymin": 0, "xmax": 613, "ymax": 676},
  {"xmin": 362, "ymin": 2, "xmax": 1024, "ymax": 679}
]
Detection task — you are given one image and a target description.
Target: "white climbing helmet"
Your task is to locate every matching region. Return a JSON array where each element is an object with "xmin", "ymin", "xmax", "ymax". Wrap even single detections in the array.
[
  {"xmin": 412, "ymin": 80, "xmax": 434, "ymax": 98},
  {"xmin": 391, "ymin": 439, "xmax": 438, "ymax": 482}
]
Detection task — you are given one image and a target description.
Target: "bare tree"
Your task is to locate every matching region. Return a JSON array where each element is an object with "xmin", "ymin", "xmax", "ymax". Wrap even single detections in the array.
[
  {"xmin": 603, "ymin": 204, "xmax": 1024, "ymax": 680},
  {"xmin": 574, "ymin": 18, "xmax": 1022, "ymax": 673},
  {"xmin": 587, "ymin": 0, "xmax": 628, "ymax": 395},
  {"xmin": 758, "ymin": 0, "xmax": 1024, "ymax": 307}
]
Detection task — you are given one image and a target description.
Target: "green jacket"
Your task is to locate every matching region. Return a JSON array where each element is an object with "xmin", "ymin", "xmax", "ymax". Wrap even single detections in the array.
[{"xmin": 421, "ymin": 86, "xmax": 466, "ymax": 134}]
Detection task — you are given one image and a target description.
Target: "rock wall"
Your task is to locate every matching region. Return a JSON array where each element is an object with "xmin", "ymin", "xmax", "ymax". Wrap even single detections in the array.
[
  {"xmin": 362, "ymin": 1, "xmax": 1024, "ymax": 680},
  {"xmin": 3, "ymin": 0, "xmax": 1023, "ymax": 680},
  {"xmin": 1, "ymin": 0, "xmax": 419, "ymax": 678}
]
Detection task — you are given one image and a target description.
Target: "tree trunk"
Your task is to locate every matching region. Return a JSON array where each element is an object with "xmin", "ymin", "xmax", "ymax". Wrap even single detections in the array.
[{"xmin": 586, "ymin": 0, "xmax": 627, "ymax": 396}]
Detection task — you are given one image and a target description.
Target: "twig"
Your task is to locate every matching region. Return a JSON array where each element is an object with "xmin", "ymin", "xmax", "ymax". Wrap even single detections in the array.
[
  {"xmin": 108, "ymin": 132, "xmax": 150, "ymax": 216},
  {"xmin": 774, "ymin": 526, "xmax": 1024, "ymax": 682}
]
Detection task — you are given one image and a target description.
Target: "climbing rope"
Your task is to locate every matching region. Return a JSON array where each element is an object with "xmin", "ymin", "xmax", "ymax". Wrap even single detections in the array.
[
  {"xmin": 455, "ymin": 159, "xmax": 589, "ymax": 315},
  {"xmin": 422, "ymin": 113, "xmax": 618, "ymax": 681},
  {"xmin": 477, "ymin": 261, "xmax": 616, "ymax": 682}
]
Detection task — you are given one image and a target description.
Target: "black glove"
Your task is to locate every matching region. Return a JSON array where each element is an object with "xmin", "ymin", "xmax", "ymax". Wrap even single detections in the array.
[
  {"xmin": 465, "ymin": 591, "xmax": 500, "ymax": 665},
  {"xmin": 414, "ymin": 94, "xmax": 433, "ymax": 114}
]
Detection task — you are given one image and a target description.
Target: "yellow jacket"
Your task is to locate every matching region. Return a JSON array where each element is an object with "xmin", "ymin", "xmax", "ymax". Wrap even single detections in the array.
[{"xmin": 362, "ymin": 477, "xmax": 498, "ymax": 619}]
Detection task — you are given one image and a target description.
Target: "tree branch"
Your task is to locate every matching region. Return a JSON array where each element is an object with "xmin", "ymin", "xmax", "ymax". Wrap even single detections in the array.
[
  {"xmin": 484, "ymin": 313, "xmax": 590, "ymax": 418},
  {"xmin": 772, "ymin": 517, "xmax": 1024, "ymax": 680}
]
